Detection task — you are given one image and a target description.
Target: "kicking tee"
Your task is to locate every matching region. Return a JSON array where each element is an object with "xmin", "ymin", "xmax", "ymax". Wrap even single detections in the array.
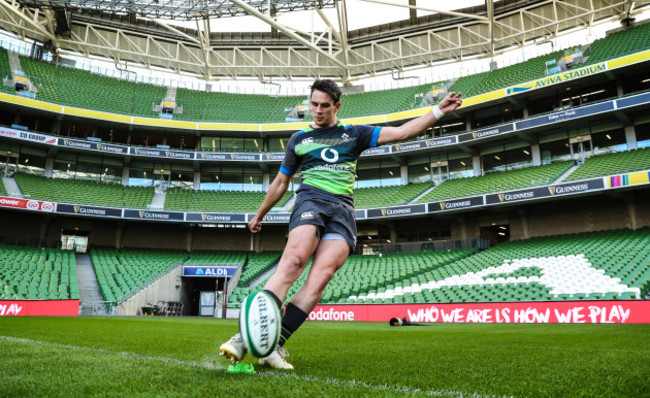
[{"xmin": 280, "ymin": 121, "xmax": 381, "ymax": 208}]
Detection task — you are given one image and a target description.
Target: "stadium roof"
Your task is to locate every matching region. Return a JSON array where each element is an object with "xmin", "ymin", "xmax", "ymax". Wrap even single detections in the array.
[
  {"xmin": 0, "ymin": 0, "xmax": 647, "ymax": 81},
  {"xmin": 15, "ymin": 0, "xmax": 336, "ymax": 21}
]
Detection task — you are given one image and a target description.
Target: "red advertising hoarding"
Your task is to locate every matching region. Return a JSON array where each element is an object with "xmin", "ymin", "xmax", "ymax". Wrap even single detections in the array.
[
  {"xmin": 0, "ymin": 196, "xmax": 55, "ymax": 212},
  {"xmin": 308, "ymin": 301, "xmax": 650, "ymax": 324},
  {"xmin": 0, "ymin": 300, "xmax": 79, "ymax": 316}
]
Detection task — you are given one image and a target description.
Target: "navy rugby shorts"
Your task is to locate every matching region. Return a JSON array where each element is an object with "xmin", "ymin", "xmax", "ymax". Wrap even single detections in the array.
[{"xmin": 288, "ymin": 198, "xmax": 357, "ymax": 254}]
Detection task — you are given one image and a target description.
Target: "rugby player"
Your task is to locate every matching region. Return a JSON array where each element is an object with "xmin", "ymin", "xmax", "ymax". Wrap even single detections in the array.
[{"xmin": 221, "ymin": 79, "xmax": 462, "ymax": 369}]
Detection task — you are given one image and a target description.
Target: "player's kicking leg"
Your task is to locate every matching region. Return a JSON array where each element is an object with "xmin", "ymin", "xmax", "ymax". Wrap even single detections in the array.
[
  {"xmin": 259, "ymin": 237, "xmax": 349, "ymax": 369},
  {"xmin": 219, "ymin": 225, "xmax": 319, "ymax": 364}
]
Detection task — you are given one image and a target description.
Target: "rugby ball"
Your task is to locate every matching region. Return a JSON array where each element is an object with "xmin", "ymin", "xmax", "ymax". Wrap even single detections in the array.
[{"xmin": 239, "ymin": 291, "xmax": 282, "ymax": 358}]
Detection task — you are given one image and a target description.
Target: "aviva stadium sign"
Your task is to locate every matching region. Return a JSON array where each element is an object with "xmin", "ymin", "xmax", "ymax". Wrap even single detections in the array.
[{"xmin": 506, "ymin": 62, "xmax": 607, "ymax": 95}]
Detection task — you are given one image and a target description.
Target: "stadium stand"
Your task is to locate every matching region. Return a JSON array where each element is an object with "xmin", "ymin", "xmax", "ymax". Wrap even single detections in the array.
[
  {"xmin": 354, "ymin": 182, "xmax": 432, "ymax": 208},
  {"xmin": 0, "ymin": 245, "xmax": 79, "ymax": 300},
  {"xmin": 1, "ymin": 22, "xmax": 648, "ymax": 124},
  {"xmin": 14, "ymin": 173, "xmax": 154, "ymax": 209},
  {"xmin": 417, "ymin": 161, "xmax": 573, "ymax": 202},
  {"xmin": 91, "ymin": 248, "xmax": 187, "ymax": 305},
  {"xmin": 565, "ymin": 148, "xmax": 650, "ymax": 181},
  {"xmin": 175, "ymin": 89, "xmax": 305, "ymax": 123},
  {"xmin": 0, "ymin": 178, "xmax": 7, "ymax": 196},
  {"xmin": 164, "ymin": 188, "xmax": 293, "ymax": 212},
  {"xmin": 353, "ymin": 228, "xmax": 650, "ymax": 303},
  {"xmin": 0, "ymin": 47, "xmax": 14, "ymax": 94},
  {"xmin": 237, "ymin": 252, "xmax": 281, "ymax": 286},
  {"xmin": 92, "ymin": 248, "xmax": 251, "ymax": 305},
  {"xmin": 20, "ymin": 56, "xmax": 166, "ymax": 117},
  {"xmin": 227, "ymin": 250, "xmax": 476, "ymax": 307},
  {"xmin": 583, "ymin": 22, "xmax": 650, "ymax": 66},
  {"xmin": 449, "ymin": 50, "xmax": 565, "ymax": 97}
]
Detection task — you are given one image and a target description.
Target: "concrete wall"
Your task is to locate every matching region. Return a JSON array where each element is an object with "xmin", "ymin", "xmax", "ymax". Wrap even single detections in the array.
[{"xmin": 118, "ymin": 265, "xmax": 183, "ymax": 316}]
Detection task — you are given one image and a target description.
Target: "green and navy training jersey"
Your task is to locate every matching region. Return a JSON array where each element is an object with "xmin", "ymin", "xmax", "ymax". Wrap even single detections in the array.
[{"xmin": 281, "ymin": 121, "xmax": 381, "ymax": 208}]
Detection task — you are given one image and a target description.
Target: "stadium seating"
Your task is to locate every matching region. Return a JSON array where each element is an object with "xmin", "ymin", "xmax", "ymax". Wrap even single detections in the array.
[
  {"xmin": 417, "ymin": 161, "xmax": 573, "ymax": 202},
  {"xmin": 565, "ymin": 148, "xmax": 650, "ymax": 181},
  {"xmin": 164, "ymin": 188, "xmax": 293, "ymax": 212},
  {"xmin": 0, "ymin": 48, "xmax": 14, "ymax": 94},
  {"xmin": 0, "ymin": 245, "xmax": 79, "ymax": 300},
  {"xmin": 227, "ymin": 250, "xmax": 476, "ymax": 307},
  {"xmin": 0, "ymin": 179, "xmax": 7, "ymax": 196},
  {"xmin": 354, "ymin": 182, "xmax": 432, "ymax": 208},
  {"xmin": 353, "ymin": 228, "xmax": 650, "ymax": 303},
  {"xmin": 19, "ymin": 56, "xmax": 166, "ymax": 117},
  {"xmin": 583, "ymin": 22, "xmax": 650, "ymax": 66},
  {"xmin": 236, "ymin": 251, "xmax": 281, "ymax": 286},
  {"xmin": 337, "ymin": 82, "xmax": 441, "ymax": 118},
  {"xmin": 449, "ymin": 50, "xmax": 565, "ymax": 97},
  {"xmin": 91, "ymin": 248, "xmax": 188, "ymax": 305},
  {"xmin": 92, "ymin": 248, "xmax": 251, "ymax": 305},
  {"xmin": 14, "ymin": 173, "xmax": 154, "ymax": 209},
  {"xmin": 175, "ymin": 89, "xmax": 305, "ymax": 123}
]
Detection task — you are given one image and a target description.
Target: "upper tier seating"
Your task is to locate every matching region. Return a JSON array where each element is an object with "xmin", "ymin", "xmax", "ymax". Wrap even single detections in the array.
[
  {"xmin": 0, "ymin": 245, "xmax": 79, "ymax": 300},
  {"xmin": 20, "ymin": 56, "xmax": 166, "ymax": 117},
  {"xmin": 354, "ymin": 228, "xmax": 650, "ymax": 304},
  {"xmin": 417, "ymin": 161, "xmax": 573, "ymax": 202},
  {"xmin": 2, "ymin": 22, "xmax": 648, "ymax": 122},
  {"xmin": 164, "ymin": 188, "xmax": 293, "ymax": 212},
  {"xmin": 565, "ymin": 148, "xmax": 650, "ymax": 181},
  {"xmin": 354, "ymin": 182, "xmax": 432, "ymax": 208},
  {"xmin": 14, "ymin": 173, "xmax": 154, "ymax": 209},
  {"xmin": 583, "ymin": 22, "xmax": 650, "ymax": 66},
  {"xmin": 449, "ymin": 50, "xmax": 565, "ymax": 97},
  {"xmin": 0, "ymin": 47, "xmax": 14, "ymax": 94}
]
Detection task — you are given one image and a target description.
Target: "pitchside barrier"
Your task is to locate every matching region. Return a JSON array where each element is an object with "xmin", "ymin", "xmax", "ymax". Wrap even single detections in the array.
[
  {"xmin": 307, "ymin": 301, "xmax": 650, "ymax": 324},
  {"xmin": 0, "ymin": 300, "xmax": 79, "ymax": 316}
]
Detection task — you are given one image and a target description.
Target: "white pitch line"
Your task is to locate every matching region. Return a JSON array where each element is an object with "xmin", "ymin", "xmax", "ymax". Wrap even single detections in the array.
[{"xmin": 0, "ymin": 335, "xmax": 510, "ymax": 398}]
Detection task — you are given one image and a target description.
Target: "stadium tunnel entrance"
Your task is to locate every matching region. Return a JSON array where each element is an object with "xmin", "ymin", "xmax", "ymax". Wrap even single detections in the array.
[
  {"xmin": 480, "ymin": 224, "xmax": 510, "ymax": 246},
  {"xmin": 182, "ymin": 276, "xmax": 228, "ymax": 317}
]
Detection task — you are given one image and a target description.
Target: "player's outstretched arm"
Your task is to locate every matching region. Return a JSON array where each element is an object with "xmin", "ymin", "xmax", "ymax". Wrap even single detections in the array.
[
  {"xmin": 376, "ymin": 92, "xmax": 462, "ymax": 145},
  {"xmin": 249, "ymin": 171, "xmax": 292, "ymax": 233}
]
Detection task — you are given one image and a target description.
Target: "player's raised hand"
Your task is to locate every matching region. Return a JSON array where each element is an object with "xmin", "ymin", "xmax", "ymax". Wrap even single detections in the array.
[{"xmin": 438, "ymin": 92, "xmax": 462, "ymax": 115}]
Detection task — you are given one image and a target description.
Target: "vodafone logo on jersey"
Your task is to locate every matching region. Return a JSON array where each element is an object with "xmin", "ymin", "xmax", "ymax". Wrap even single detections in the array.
[{"xmin": 321, "ymin": 148, "xmax": 339, "ymax": 163}]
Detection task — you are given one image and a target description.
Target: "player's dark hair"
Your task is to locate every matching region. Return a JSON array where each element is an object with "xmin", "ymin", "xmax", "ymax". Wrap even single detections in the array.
[{"xmin": 310, "ymin": 79, "xmax": 342, "ymax": 104}]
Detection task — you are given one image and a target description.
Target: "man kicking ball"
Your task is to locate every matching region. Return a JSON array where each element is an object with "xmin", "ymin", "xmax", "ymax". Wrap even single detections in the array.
[{"xmin": 220, "ymin": 79, "xmax": 462, "ymax": 369}]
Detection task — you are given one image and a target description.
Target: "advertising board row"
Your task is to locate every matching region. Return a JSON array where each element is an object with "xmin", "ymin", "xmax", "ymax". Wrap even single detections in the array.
[
  {"xmin": 307, "ymin": 300, "xmax": 650, "ymax": 324},
  {"xmin": 2, "ymin": 91, "xmax": 649, "ymax": 161},
  {"xmin": 1, "ymin": 173, "xmax": 645, "ymax": 224}
]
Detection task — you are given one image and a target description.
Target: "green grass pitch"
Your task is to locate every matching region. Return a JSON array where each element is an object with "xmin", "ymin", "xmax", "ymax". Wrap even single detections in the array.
[{"xmin": 0, "ymin": 317, "xmax": 649, "ymax": 397}]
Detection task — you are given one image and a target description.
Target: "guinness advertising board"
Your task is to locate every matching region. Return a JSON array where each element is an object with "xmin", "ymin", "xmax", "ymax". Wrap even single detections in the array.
[
  {"xmin": 458, "ymin": 123, "xmax": 514, "ymax": 143},
  {"xmin": 123, "ymin": 210, "xmax": 184, "ymax": 221},
  {"xmin": 186, "ymin": 212, "xmax": 246, "ymax": 223},
  {"xmin": 57, "ymin": 204, "xmax": 122, "ymax": 217},
  {"xmin": 263, "ymin": 153, "xmax": 287, "ymax": 161},
  {"xmin": 366, "ymin": 204, "xmax": 426, "ymax": 218},
  {"xmin": 485, "ymin": 178, "xmax": 604, "ymax": 205},
  {"xmin": 428, "ymin": 196, "xmax": 484, "ymax": 213},
  {"xmin": 262, "ymin": 213, "xmax": 291, "ymax": 223}
]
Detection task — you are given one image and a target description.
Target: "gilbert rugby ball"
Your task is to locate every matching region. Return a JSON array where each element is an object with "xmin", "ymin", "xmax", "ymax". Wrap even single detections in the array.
[{"xmin": 239, "ymin": 291, "xmax": 281, "ymax": 358}]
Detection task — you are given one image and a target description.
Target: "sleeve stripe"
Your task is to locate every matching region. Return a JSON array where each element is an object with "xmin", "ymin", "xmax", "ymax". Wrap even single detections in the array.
[
  {"xmin": 370, "ymin": 126, "xmax": 381, "ymax": 147},
  {"xmin": 279, "ymin": 165, "xmax": 295, "ymax": 176}
]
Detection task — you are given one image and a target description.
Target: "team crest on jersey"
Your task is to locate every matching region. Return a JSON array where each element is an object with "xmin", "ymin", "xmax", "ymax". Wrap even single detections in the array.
[
  {"xmin": 341, "ymin": 132, "xmax": 350, "ymax": 140},
  {"xmin": 301, "ymin": 137, "xmax": 314, "ymax": 145}
]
